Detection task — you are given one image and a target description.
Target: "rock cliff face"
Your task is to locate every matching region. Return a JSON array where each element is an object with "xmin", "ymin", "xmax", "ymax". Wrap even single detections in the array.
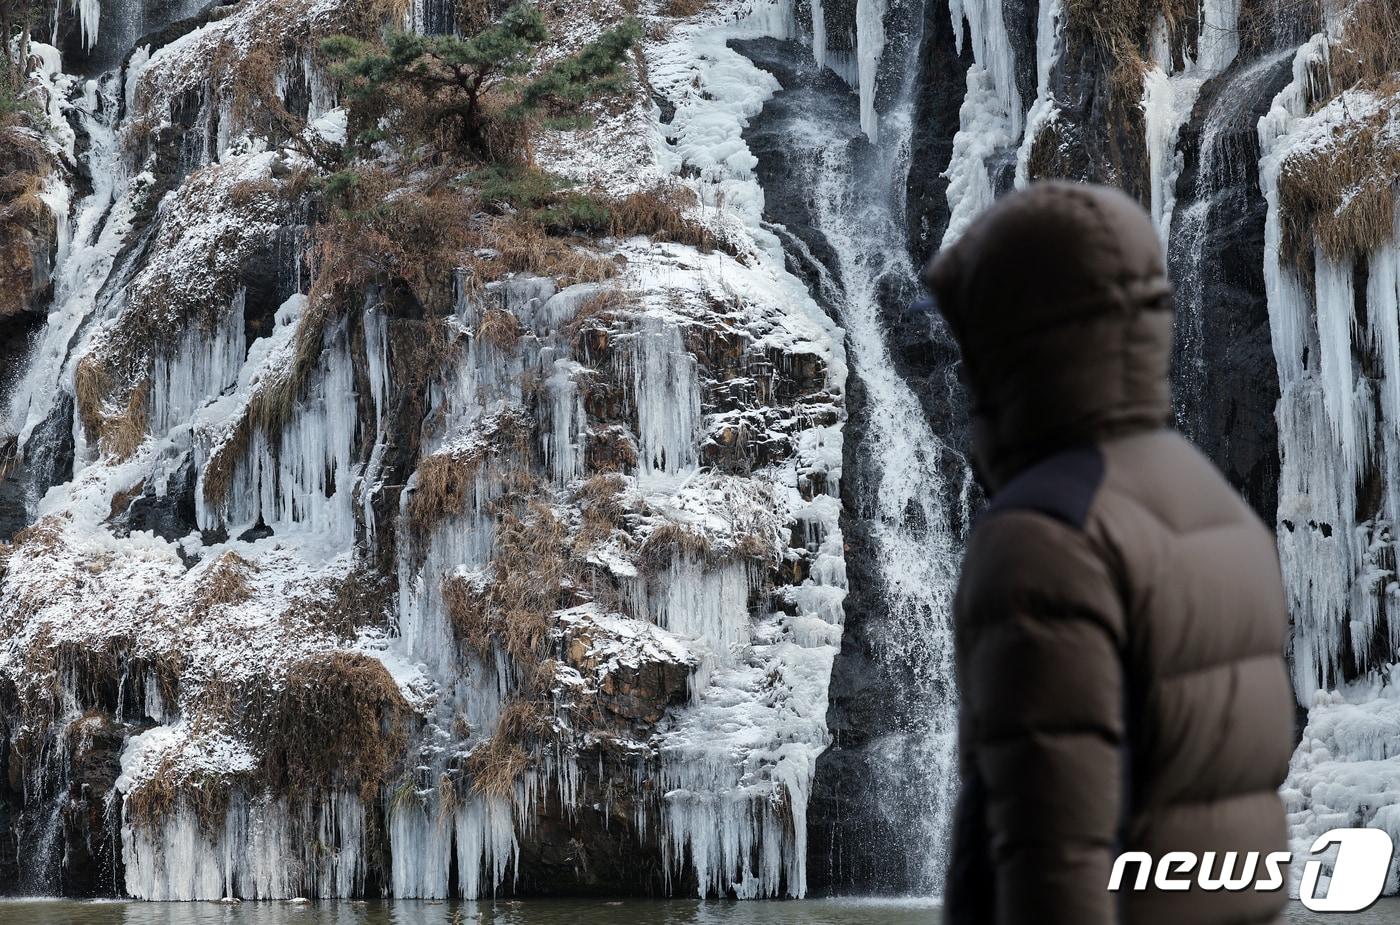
[
  {"xmin": 0, "ymin": 0, "xmax": 847, "ymax": 899},
  {"xmin": 3, "ymin": 0, "xmax": 1400, "ymax": 902}
]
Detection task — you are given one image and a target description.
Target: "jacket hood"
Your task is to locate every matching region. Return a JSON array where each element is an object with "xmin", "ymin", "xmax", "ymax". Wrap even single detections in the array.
[{"xmin": 922, "ymin": 182, "xmax": 1174, "ymax": 490}]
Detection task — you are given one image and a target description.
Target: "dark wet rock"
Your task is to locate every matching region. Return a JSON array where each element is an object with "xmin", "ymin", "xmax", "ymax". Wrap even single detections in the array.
[
  {"xmin": 515, "ymin": 747, "xmax": 674, "ymax": 897},
  {"xmin": 51, "ymin": 0, "xmax": 223, "ymax": 76},
  {"xmin": 734, "ymin": 33, "xmax": 978, "ymax": 893},
  {"xmin": 236, "ymin": 520, "xmax": 275, "ymax": 543},
  {"xmin": 907, "ymin": 0, "xmax": 972, "ymax": 259},
  {"xmin": 0, "ymin": 394, "xmax": 76, "ymax": 542},
  {"xmin": 58, "ymin": 715, "xmax": 127, "ymax": 897},
  {"xmin": 120, "ymin": 454, "xmax": 200, "ymax": 542},
  {"xmin": 1168, "ymin": 51, "xmax": 1295, "ymax": 524},
  {"xmin": 1033, "ymin": 27, "xmax": 1152, "ymax": 201}
]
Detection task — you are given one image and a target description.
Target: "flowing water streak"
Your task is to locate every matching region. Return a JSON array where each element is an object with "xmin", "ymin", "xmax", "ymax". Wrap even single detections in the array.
[
  {"xmin": 818, "ymin": 153, "xmax": 963, "ymax": 888},
  {"xmin": 774, "ymin": 34, "xmax": 966, "ymax": 890},
  {"xmin": 5, "ymin": 66, "xmax": 128, "ymax": 506},
  {"xmin": 1168, "ymin": 47, "xmax": 1294, "ymax": 433}
]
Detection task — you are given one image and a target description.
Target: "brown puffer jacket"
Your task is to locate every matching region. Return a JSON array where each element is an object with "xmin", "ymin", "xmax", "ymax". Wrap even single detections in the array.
[{"xmin": 923, "ymin": 182, "xmax": 1293, "ymax": 925}]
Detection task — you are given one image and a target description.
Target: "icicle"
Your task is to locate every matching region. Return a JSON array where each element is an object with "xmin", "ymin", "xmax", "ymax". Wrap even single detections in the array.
[
  {"xmin": 1014, "ymin": 0, "xmax": 1064, "ymax": 188},
  {"xmin": 854, "ymin": 0, "xmax": 887, "ymax": 142},
  {"xmin": 73, "ymin": 0, "xmax": 100, "ymax": 51},
  {"xmin": 942, "ymin": 0, "xmax": 1022, "ymax": 244},
  {"xmin": 541, "ymin": 352, "xmax": 586, "ymax": 486},
  {"xmin": 387, "ymin": 799, "xmax": 454, "ymax": 899},
  {"xmin": 1142, "ymin": 1, "xmax": 1243, "ymax": 243},
  {"xmin": 121, "ymin": 785, "xmax": 369, "ymax": 900},
  {"xmin": 218, "ymin": 324, "xmax": 359, "ymax": 547},
  {"xmin": 624, "ymin": 317, "xmax": 700, "ymax": 480},
  {"xmin": 1258, "ymin": 31, "xmax": 1380, "ymax": 699},
  {"xmin": 151, "ymin": 290, "xmax": 248, "ymax": 436},
  {"xmin": 453, "ymin": 794, "xmax": 519, "ymax": 899}
]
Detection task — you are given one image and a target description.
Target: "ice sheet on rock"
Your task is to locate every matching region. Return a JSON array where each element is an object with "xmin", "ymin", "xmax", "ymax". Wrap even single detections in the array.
[
  {"xmin": 1285, "ymin": 669, "xmax": 1400, "ymax": 897},
  {"xmin": 622, "ymin": 316, "xmax": 701, "ymax": 479},
  {"xmin": 1141, "ymin": 1, "xmax": 1242, "ymax": 242},
  {"xmin": 1013, "ymin": 0, "xmax": 1063, "ymax": 187},
  {"xmin": 942, "ymin": 0, "xmax": 1021, "ymax": 244}
]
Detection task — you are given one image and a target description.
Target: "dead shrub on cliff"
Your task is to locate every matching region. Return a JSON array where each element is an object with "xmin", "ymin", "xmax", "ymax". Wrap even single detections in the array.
[
  {"xmin": 440, "ymin": 497, "xmax": 574, "ymax": 668},
  {"xmin": 493, "ymin": 501, "xmax": 569, "ymax": 661},
  {"xmin": 1062, "ymin": 0, "xmax": 1195, "ymax": 105},
  {"xmin": 476, "ymin": 307, "xmax": 524, "ymax": 351},
  {"xmin": 286, "ymin": 568, "xmax": 393, "ymax": 639},
  {"xmin": 1277, "ymin": 113, "xmax": 1400, "ymax": 270},
  {"xmin": 607, "ymin": 184, "xmax": 725, "ymax": 252},
  {"xmin": 575, "ymin": 473, "xmax": 627, "ymax": 546},
  {"xmin": 191, "ymin": 551, "xmax": 258, "ymax": 619},
  {"xmin": 443, "ymin": 573, "xmax": 493, "ymax": 656},
  {"xmin": 73, "ymin": 357, "xmax": 151, "ymax": 462},
  {"xmin": 124, "ymin": 758, "xmax": 241, "ymax": 832},
  {"xmin": 257, "ymin": 652, "xmax": 415, "ymax": 802},
  {"xmin": 407, "ymin": 411, "xmax": 534, "ymax": 532},
  {"xmin": 443, "ymin": 500, "xmax": 569, "ymax": 663},
  {"xmin": 466, "ymin": 697, "xmax": 552, "ymax": 798},
  {"xmin": 1322, "ymin": 0, "xmax": 1400, "ymax": 100},
  {"xmin": 639, "ymin": 521, "xmax": 712, "ymax": 574}
]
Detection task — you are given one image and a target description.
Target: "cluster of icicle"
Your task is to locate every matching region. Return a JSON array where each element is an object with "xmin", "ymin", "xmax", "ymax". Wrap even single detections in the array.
[
  {"xmin": 3, "ymin": 0, "xmax": 855, "ymax": 902},
  {"xmin": 1264, "ymin": 6, "xmax": 1400, "ymax": 891},
  {"xmin": 1258, "ymin": 20, "xmax": 1400, "ymax": 702}
]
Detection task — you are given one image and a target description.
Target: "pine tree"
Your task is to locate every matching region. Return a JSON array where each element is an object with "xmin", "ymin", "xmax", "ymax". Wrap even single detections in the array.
[{"xmin": 322, "ymin": 4, "xmax": 641, "ymax": 162}]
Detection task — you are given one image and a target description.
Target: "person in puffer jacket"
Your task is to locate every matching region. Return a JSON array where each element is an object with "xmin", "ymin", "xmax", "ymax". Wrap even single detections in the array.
[{"xmin": 923, "ymin": 182, "xmax": 1293, "ymax": 925}]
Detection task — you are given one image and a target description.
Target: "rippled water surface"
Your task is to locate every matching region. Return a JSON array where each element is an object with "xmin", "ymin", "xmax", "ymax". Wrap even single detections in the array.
[{"xmin": 2, "ymin": 897, "xmax": 1398, "ymax": 924}]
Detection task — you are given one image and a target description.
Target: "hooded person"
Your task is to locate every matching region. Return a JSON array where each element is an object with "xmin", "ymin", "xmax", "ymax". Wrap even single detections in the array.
[{"xmin": 923, "ymin": 182, "xmax": 1293, "ymax": 925}]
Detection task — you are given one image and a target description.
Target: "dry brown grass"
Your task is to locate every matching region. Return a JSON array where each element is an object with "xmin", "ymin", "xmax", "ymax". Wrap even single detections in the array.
[
  {"xmin": 74, "ymin": 358, "xmax": 151, "ymax": 461},
  {"xmin": 1278, "ymin": 112, "xmax": 1400, "ymax": 269},
  {"xmin": 0, "ymin": 434, "xmax": 17, "ymax": 482},
  {"xmin": 639, "ymin": 521, "xmax": 711, "ymax": 573},
  {"xmin": 410, "ymin": 450, "xmax": 487, "ymax": 532},
  {"xmin": 1323, "ymin": 0, "xmax": 1400, "ymax": 100},
  {"xmin": 105, "ymin": 379, "xmax": 151, "ymax": 461},
  {"xmin": 576, "ymin": 473, "xmax": 627, "ymax": 547},
  {"xmin": 257, "ymin": 652, "xmax": 414, "ymax": 802},
  {"xmin": 441, "ymin": 498, "xmax": 571, "ymax": 665},
  {"xmin": 316, "ymin": 173, "xmax": 474, "ymax": 311},
  {"xmin": 467, "ymin": 214, "xmax": 620, "ymax": 286},
  {"xmin": 466, "ymin": 697, "xmax": 551, "ymax": 798},
  {"xmin": 124, "ymin": 759, "xmax": 239, "ymax": 832},
  {"xmin": 476, "ymin": 307, "xmax": 524, "ymax": 351},
  {"xmin": 286, "ymin": 569, "xmax": 393, "ymax": 639},
  {"xmin": 1063, "ymin": 0, "xmax": 1195, "ymax": 105},
  {"xmin": 108, "ymin": 481, "xmax": 146, "ymax": 522},
  {"xmin": 607, "ymin": 184, "xmax": 726, "ymax": 253},
  {"xmin": 565, "ymin": 288, "xmax": 631, "ymax": 346},
  {"xmin": 10, "ymin": 515, "xmax": 66, "ymax": 555},
  {"xmin": 1273, "ymin": 1, "xmax": 1400, "ymax": 273},
  {"xmin": 492, "ymin": 501, "xmax": 568, "ymax": 662},
  {"xmin": 191, "ymin": 552, "xmax": 257, "ymax": 619},
  {"xmin": 407, "ymin": 412, "xmax": 533, "ymax": 532},
  {"xmin": 585, "ymin": 424, "xmax": 639, "ymax": 473},
  {"xmin": 734, "ymin": 531, "xmax": 774, "ymax": 563},
  {"xmin": 1024, "ymin": 118, "xmax": 1083, "ymax": 184},
  {"xmin": 662, "ymin": 0, "xmax": 708, "ymax": 16},
  {"xmin": 443, "ymin": 574, "xmax": 493, "ymax": 656}
]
